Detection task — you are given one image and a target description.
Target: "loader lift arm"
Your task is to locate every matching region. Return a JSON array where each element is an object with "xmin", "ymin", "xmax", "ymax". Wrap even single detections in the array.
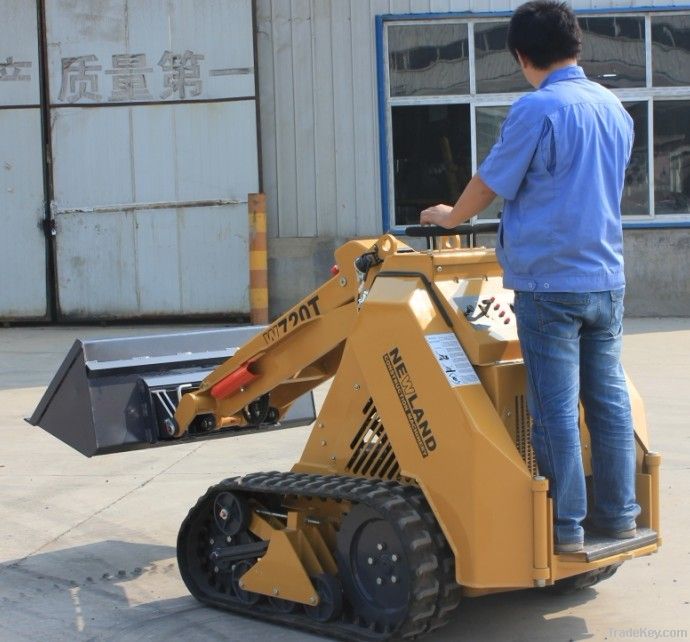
[{"xmin": 173, "ymin": 236, "xmax": 400, "ymax": 437}]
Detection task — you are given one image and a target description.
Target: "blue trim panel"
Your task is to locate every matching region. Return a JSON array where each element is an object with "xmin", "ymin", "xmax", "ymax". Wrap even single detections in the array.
[
  {"xmin": 375, "ymin": 15, "xmax": 390, "ymax": 233},
  {"xmin": 382, "ymin": 11, "xmax": 512, "ymax": 21},
  {"xmin": 379, "ymin": 6, "xmax": 690, "ymax": 22},
  {"xmin": 375, "ymin": 5, "xmax": 690, "ymax": 231},
  {"xmin": 623, "ymin": 220, "xmax": 690, "ymax": 230}
]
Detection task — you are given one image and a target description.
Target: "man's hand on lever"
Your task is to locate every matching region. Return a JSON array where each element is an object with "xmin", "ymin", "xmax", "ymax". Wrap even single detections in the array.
[
  {"xmin": 420, "ymin": 204, "xmax": 454, "ymax": 227},
  {"xmin": 419, "ymin": 174, "xmax": 496, "ymax": 228}
]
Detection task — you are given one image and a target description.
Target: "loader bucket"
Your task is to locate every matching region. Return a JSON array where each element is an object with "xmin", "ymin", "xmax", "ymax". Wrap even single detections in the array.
[{"xmin": 27, "ymin": 327, "xmax": 316, "ymax": 457}]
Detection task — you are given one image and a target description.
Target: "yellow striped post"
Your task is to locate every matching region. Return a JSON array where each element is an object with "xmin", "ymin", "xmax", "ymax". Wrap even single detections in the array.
[{"xmin": 248, "ymin": 193, "xmax": 269, "ymax": 324}]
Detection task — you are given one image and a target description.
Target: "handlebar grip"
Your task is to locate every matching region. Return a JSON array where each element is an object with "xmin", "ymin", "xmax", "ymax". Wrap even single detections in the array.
[{"xmin": 403, "ymin": 222, "xmax": 499, "ymax": 237}]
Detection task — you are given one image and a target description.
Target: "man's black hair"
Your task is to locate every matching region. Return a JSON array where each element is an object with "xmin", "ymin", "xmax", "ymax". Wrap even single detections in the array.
[{"xmin": 507, "ymin": 1, "xmax": 582, "ymax": 69}]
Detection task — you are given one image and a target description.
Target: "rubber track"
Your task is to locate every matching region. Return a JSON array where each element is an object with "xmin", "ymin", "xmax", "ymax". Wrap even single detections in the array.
[
  {"xmin": 398, "ymin": 486, "xmax": 462, "ymax": 632},
  {"xmin": 177, "ymin": 471, "xmax": 461, "ymax": 641},
  {"xmin": 547, "ymin": 562, "xmax": 621, "ymax": 595}
]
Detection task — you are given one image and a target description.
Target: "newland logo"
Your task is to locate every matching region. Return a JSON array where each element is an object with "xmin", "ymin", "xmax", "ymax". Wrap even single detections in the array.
[{"xmin": 383, "ymin": 347, "xmax": 437, "ymax": 457}]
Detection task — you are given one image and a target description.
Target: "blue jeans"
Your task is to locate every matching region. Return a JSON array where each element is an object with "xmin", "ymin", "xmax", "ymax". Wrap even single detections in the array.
[{"xmin": 514, "ymin": 289, "xmax": 641, "ymax": 545}]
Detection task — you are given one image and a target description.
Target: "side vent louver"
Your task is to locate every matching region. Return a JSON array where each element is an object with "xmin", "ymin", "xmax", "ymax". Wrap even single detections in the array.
[
  {"xmin": 515, "ymin": 394, "xmax": 538, "ymax": 475},
  {"xmin": 345, "ymin": 398, "xmax": 400, "ymax": 480}
]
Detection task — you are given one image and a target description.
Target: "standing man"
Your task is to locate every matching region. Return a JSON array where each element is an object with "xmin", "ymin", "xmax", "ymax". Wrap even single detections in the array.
[{"xmin": 420, "ymin": 0, "xmax": 640, "ymax": 553}]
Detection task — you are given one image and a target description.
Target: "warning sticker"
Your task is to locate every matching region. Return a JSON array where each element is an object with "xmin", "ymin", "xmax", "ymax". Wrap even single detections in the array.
[{"xmin": 425, "ymin": 332, "xmax": 480, "ymax": 387}]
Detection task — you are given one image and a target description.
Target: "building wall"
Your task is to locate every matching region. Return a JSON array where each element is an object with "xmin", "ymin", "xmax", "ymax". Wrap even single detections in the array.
[
  {"xmin": 257, "ymin": 0, "xmax": 690, "ymax": 317},
  {"xmin": 624, "ymin": 230, "xmax": 690, "ymax": 316}
]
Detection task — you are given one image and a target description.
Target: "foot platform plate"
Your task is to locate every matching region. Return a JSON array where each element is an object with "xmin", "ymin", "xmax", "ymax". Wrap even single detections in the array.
[{"xmin": 566, "ymin": 527, "xmax": 658, "ymax": 562}]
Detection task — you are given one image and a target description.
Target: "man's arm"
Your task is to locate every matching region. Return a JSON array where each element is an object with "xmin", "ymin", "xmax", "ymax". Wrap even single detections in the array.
[{"xmin": 420, "ymin": 174, "xmax": 496, "ymax": 228}]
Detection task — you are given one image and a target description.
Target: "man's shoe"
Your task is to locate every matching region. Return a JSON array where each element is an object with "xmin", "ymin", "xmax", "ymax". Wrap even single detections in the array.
[{"xmin": 555, "ymin": 541, "xmax": 584, "ymax": 554}]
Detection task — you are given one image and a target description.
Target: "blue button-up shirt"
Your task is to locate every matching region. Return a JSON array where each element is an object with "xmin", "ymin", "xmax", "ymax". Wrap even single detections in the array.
[{"xmin": 478, "ymin": 65, "xmax": 633, "ymax": 292}]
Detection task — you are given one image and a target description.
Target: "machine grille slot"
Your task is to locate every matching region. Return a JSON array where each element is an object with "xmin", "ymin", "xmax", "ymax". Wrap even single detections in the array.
[
  {"xmin": 346, "ymin": 398, "xmax": 400, "ymax": 480},
  {"xmin": 515, "ymin": 395, "xmax": 538, "ymax": 475}
]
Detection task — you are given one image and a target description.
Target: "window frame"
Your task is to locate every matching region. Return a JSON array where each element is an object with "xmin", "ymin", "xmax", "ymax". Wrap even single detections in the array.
[{"xmin": 376, "ymin": 9, "xmax": 690, "ymax": 233}]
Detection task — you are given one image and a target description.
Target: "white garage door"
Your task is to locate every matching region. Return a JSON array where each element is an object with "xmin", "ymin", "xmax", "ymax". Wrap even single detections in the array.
[
  {"xmin": 45, "ymin": 0, "xmax": 258, "ymax": 318},
  {"xmin": 0, "ymin": 1, "xmax": 47, "ymax": 319}
]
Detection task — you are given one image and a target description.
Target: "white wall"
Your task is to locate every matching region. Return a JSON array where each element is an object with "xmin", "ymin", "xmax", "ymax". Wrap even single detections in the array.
[{"xmin": 256, "ymin": 0, "xmax": 684, "ymax": 239}]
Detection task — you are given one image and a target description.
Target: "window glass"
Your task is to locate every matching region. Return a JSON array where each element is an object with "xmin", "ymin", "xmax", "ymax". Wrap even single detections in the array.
[
  {"xmin": 652, "ymin": 15, "xmax": 690, "ymax": 86},
  {"xmin": 654, "ymin": 100, "xmax": 690, "ymax": 214},
  {"xmin": 388, "ymin": 23, "xmax": 470, "ymax": 96},
  {"xmin": 387, "ymin": 14, "xmax": 690, "ymax": 224},
  {"xmin": 476, "ymin": 106, "xmax": 509, "ymax": 219},
  {"xmin": 392, "ymin": 104, "xmax": 471, "ymax": 225},
  {"xmin": 579, "ymin": 17, "xmax": 646, "ymax": 88},
  {"xmin": 622, "ymin": 101, "xmax": 649, "ymax": 215},
  {"xmin": 475, "ymin": 104, "xmax": 649, "ymax": 218},
  {"xmin": 474, "ymin": 22, "xmax": 531, "ymax": 94}
]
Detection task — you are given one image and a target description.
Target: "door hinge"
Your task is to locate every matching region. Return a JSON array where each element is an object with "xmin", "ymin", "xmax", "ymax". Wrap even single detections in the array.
[
  {"xmin": 42, "ymin": 201, "xmax": 58, "ymax": 238},
  {"xmin": 42, "ymin": 217, "xmax": 56, "ymax": 237}
]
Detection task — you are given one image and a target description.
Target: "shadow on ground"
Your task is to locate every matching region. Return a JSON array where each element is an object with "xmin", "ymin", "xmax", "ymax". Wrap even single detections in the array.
[
  {"xmin": 0, "ymin": 538, "xmax": 604, "ymax": 642},
  {"xmin": 439, "ymin": 586, "xmax": 597, "ymax": 641}
]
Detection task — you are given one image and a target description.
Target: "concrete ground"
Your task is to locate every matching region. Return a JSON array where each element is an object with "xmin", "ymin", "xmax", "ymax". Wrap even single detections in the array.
[{"xmin": 0, "ymin": 320, "xmax": 688, "ymax": 642}]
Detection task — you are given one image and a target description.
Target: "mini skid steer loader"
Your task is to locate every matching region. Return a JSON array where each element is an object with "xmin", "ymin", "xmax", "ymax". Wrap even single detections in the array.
[{"xmin": 30, "ymin": 224, "xmax": 661, "ymax": 640}]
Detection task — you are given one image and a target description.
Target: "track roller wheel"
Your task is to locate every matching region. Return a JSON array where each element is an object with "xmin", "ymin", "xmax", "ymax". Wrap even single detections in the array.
[
  {"xmin": 214, "ymin": 491, "xmax": 249, "ymax": 537},
  {"xmin": 231, "ymin": 560, "xmax": 261, "ymax": 605},
  {"xmin": 336, "ymin": 503, "xmax": 411, "ymax": 629},
  {"xmin": 268, "ymin": 596, "xmax": 299, "ymax": 613},
  {"xmin": 303, "ymin": 574, "xmax": 343, "ymax": 622}
]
